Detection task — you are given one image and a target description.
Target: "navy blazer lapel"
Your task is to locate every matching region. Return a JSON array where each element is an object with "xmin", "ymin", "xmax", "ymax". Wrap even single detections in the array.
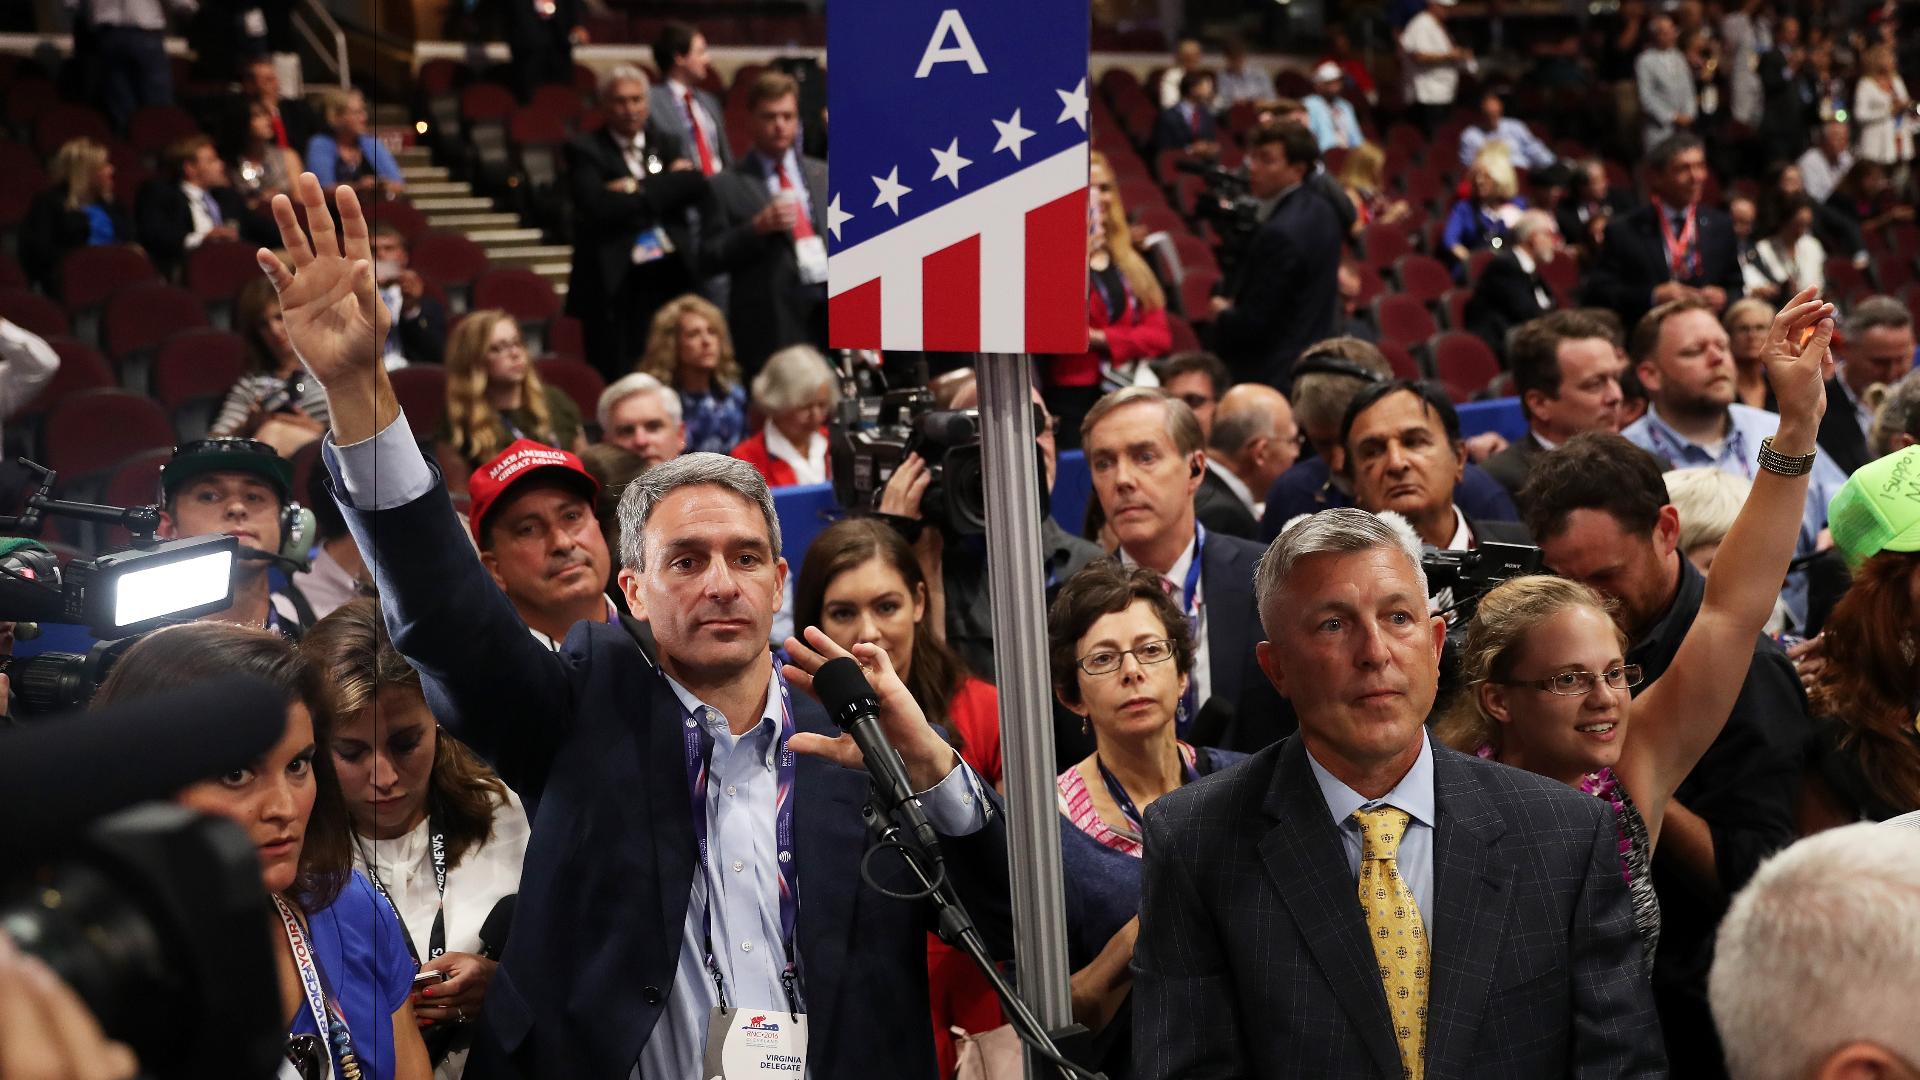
[
  {"xmin": 1422, "ymin": 748, "xmax": 1513, "ymax": 1080},
  {"xmin": 644, "ymin": 671, "xmax": 699, "ymax": 957},
  {"xmin": 1257, "ymin": 739, "xmax": 1405, "ymax": 1079},
  {"xmin": 789, "ymin": 694, "xmax": 869, "ymax": 1027},
  {"xmin": 1201, "ymin": 538, "xmax": 1247, "ymax": 701}
]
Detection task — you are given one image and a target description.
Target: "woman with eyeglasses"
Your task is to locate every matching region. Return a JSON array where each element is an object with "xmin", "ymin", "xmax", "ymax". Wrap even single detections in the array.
[
  {"xmin": 1046, "ymin": 561, "xmax": 1243, "ymax": 1076},
  {"xmin": 1433, "ymin": 287, "xmax": 1834, "ymax": 964},
  {"xmin": 435, "ymin": 309, "xmax": 587, "ymax": 496}
]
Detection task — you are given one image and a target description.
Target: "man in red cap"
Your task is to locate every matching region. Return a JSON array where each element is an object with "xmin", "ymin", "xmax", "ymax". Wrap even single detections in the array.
[{"xmin": 469, "ymin": 439, "xmax": 618, "ymax": 648}]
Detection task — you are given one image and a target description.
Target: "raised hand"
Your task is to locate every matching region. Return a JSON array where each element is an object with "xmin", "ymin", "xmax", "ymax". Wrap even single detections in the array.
[
  {"xmin": 1761, "ymin": 286, "xmax": 1836, "ymax": 438},
  {"xmin": 781, "ymin": 626, "xmax": 959, "ymax": 794},
  {"xmin": 254, "ymin": 173, "xmax": 391, "ymax": 393}
]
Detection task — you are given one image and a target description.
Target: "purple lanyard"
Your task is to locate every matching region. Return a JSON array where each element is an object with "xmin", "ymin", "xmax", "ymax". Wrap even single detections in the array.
[
  {"xmin": 681, "ymin": 676, "xmax": 802, "ymax": 1013},
  {"xmin": 1175, "ymin": 526, "xmax": 1206, "ymax": 736}
]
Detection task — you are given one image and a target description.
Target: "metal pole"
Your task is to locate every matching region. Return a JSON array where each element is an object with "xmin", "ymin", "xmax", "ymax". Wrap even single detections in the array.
[{"xmin": 976, "ymin": 352, "xmax": 1074, "ymax": 1079}]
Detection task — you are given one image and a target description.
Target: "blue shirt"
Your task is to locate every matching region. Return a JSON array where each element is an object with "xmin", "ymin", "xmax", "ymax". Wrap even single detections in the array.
[
  {"xmin": 680, "ymin": 384, "xmax": 748, "ymax": 454},
  {"xmin": 1303, "ymin": 94, "xmax": 1365, "ymax": 151},
  {"xmin": 297, "ymin": 871, "xmax": 417, "ymax": 1080},
  {"xmin": 1457, "ymin": 118, "xmax": 1558, "ymax": 171},
  {"xmin": 305, "ymin": 132, "xmax": 404, "ymax": 186},
  {"xmin": 1305, "ymin": 732, "xmax": 1437, "ymax": 925},
  {"xmin": 82, "ymin": 203, "xmax": 117, "ymax": 245},
  {"xmin": 1622, "ymin": 401, "xmax": 1844, "ymax": 627}
]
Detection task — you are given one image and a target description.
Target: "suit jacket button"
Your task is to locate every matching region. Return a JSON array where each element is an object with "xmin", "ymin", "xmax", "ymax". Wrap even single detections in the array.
[{"xmin": 643, "ymin": 985, "xmax": 663, "ymax": 1005}]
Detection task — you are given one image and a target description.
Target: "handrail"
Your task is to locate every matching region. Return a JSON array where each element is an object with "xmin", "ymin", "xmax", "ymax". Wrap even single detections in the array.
[{"xmin": 291, "ymin": 0, "xmax": 349, "ymax": 88}]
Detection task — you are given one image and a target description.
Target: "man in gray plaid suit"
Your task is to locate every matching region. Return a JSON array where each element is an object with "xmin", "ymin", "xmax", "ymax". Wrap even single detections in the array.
[{"xmin": 1133, "ymin": 508, "xmax": 1666, "ymax": 1078}]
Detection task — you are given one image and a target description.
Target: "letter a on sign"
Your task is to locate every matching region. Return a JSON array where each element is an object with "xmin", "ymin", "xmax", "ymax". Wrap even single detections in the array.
[{"xmin": 915, "ymin": 10, "xmax": 989, "ymax": 77}]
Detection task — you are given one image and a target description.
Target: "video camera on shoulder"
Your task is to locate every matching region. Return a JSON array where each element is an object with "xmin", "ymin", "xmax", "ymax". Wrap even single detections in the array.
[{"xmin": 1173, "ymin": 158, "xmax": 1262, "ymax": 255}]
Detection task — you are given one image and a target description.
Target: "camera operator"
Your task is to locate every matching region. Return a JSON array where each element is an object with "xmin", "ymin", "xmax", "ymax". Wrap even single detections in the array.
[
  {"xmin": 157, "ymin": 437, "xmax": 316, "ymax": 638},
  {"xmin": 1341, "ymin": 379, "xmax": 1533, "ymax": 551},
  {"xmin": 1207, "ymin": 122, "xmax": 1342, "ymax": 391},
  {"xmin": 304, "ymin": 599, "xmax": 531, "ymax": 1080},
  {"xmin": 91, "ymin": 621, "xmax": 431, "ymax": 1080}
]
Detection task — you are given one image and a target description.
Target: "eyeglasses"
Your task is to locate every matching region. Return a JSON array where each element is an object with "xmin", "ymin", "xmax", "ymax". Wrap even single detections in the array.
[
  {"xmin": 1498, "ymin": 665, "xmax": 1644, "ymax": 696},
  {"xmin": 1077, "ymin": 638, "xmax": 1177, "ymax": 676}
]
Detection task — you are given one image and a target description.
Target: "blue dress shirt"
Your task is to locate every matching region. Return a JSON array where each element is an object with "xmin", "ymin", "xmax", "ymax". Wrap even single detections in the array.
[
  {"xmin": 1457, "ymin": 118, "xmax": 1558, "ymax": 171},
  {"xmin": 1304, "ymin": 731, "xmax": 1437, "ymax": 925},
  {"xmin": 305, "ymin": 133, "xmax": 404, "ymax": 186}
]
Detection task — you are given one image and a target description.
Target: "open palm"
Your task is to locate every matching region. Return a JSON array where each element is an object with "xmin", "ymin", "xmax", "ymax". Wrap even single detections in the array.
[
  {"xmin": 1761, "ymin": 286, "xmax": 1837, "ymax": 426},
  {"xmin": 254, "ymin": 173, "xmax": 391, "ymax": 389}
]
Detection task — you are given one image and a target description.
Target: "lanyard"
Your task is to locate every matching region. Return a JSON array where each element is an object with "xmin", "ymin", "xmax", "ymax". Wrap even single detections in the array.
[
  {"xmin": 357, "ymin": 815, "xmax": 449, "ymax": 965},
  {"xmin": 681, "ymin": 677, "xmax": 802, "ymax": 1014},
  {"xmin": 273, "ymin": 895, "xmax": 363, "ymax": 1080},
  {"xmin": 1653, "ymin": 197, "xmax": 1700, "ymax": 281},
  {"xmin": 1096, "ymin": 745, "xmax": 1199, "ymax": 834},
  {"xmin": 1175, "ymin": 526, "xmax": 1206, "ymax": 736}
]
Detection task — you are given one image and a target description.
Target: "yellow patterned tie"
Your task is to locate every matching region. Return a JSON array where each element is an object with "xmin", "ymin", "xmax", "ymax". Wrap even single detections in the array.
[{"xmin": 1353, "ymin": 806, "xmax": 1428, "ymax": 1080}]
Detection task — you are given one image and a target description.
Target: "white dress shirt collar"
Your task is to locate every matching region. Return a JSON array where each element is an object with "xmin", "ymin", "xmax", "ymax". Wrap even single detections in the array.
[{"xmin": 764, "ymin": 423, "xmax": 827, "ymax": 486}]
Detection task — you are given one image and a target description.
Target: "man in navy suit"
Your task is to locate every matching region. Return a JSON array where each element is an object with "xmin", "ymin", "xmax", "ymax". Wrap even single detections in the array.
[
  {"xmin": 1152, "ymin": 69, "xmax": 1220, "ymax": 156},
  {"xmin": 1078, "ymin": 386, "xmax": 1291, "ymax": 757},
  {"xmin": 262, "ymin": 173, "xmax": 1007, "ymax": 1080},
  {"xmin": 1584, "ymin": 133, "xmax": 1742, "ymax": 328},
  {"xmin": 1133, "ymin": 508, "xmax": 1665, "ymax": 1078}
]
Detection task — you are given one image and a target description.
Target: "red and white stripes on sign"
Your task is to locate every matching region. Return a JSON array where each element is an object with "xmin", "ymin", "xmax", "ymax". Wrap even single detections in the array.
[{"xmin": 827, "ymin": 144, "xmax": 1090, "ymax": 354}]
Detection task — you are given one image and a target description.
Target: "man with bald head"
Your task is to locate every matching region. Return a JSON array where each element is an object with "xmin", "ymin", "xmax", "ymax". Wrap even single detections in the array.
[{"xmin": 1197, "ymin": 384, "xmax": 1300, "ymax": 539}]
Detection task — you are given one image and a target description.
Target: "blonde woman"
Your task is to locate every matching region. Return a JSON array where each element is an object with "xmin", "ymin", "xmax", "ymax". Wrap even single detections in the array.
[
  {"xmin": 434, "ymin": 310, "xmax": 586, "ymax": 496},
  {"xmin": 20, "ymin": 137, "xmax": 131, "ymax": 291},
  {"xmin": 635, "ymin": 293, "xmax": 747, "ymax": 453},
  {"xmin": 306, "ymin": 88, "xmax": 405, "ymax": 194},
  {"xmin": 1853, "ymin": 45, "xmax": 1914, "ymax": 185},
  {"xmin": 1442, "ymin": 144, "xmax": 1525, "ymax": 275},
  {"xmin": 1336, "ymin": 142, "xmax": 1411, "ymax": 235},
  {"xmin": 1433, "ymin": 288, "xmax": 1832, "ymax": 960}
]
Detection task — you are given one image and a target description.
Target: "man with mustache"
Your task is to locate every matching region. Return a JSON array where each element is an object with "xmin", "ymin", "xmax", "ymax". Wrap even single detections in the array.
[
  {"xmin": 469, "ymin": 439, "xmax": 618, "ymax": 649},
  {"xmin": 1620, "ymin": 296, "xmax": 1845, "ymax": 627}
]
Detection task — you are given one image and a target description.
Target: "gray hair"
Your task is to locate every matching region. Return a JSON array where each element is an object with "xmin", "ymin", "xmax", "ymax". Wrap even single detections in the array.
[
  {"xmin": 1513, "ymin": 208, "xmax": 1557, "ymax": 245},
  {"xmin": 614, "ymin": 452, "xmax": 781, "ymax": 572},
  {"xmin": 750, "ymin": 345, "xmax": 840, "ymax": 413},
  {"xmin": 1845, "ymin": 294, "xmax": 1913, "ymax": 339},
  {"xmin": 1709, "ymin": 823, "xmax": 1920, "ymax": 1080},
  {"xmin": 1253, "ymin": 508, "xmax": 1428, "ymax": 637},
  {"xmin": 597, "ymin": 372, "xmax": 682, "ymax": 431},
  {"xmin": 1663, "ymin": 466, "xmax": 1749, "ymax": 555},
  {"xmin": 602, "ymin": 63, "xmax": 651, "ymax": 98},
  {"xmin": 1869, "ymin": 368, "xmax": 1920, "ymax": 459}
]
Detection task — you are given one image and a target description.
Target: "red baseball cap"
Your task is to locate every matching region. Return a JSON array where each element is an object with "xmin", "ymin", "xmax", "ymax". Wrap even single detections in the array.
[{"xmin": 467, "ymin": 439, "xmax": 601, "ymax": 544}]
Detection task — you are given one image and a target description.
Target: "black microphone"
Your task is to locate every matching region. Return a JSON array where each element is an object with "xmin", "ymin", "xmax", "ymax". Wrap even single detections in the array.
[
  {"xmin": 476, "ymin": 894, "xmax": 516, "ymax": 960},
  {"xmin": 812, "ymin": 657, "xmax": 944, "ymax": 862}
]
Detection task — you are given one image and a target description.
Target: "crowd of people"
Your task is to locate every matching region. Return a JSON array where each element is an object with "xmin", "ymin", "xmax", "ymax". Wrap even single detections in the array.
[{"xmin": 4, "ymin": 5, "xmax": 1920, "ymax": 1080}]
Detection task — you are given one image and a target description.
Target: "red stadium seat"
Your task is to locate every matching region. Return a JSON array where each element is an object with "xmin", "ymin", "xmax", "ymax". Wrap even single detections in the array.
[
  {"xmin": 1362, "ymin": 224, "xmax": 1413, "ymax": 269},
  {"xmin": 1169, "ymin": 233, "xmax": 1220, "ymax": 280},
  {"xmin": 44, "ymin": 389, "xmax": 173, "ymax": 479},
  {"xmin": 1465, "ymin": 248, "xmax": 1498, "ymax": 283},
  {"xmin": 187, "ymin": 240, "xmax": 266, "ymax": 305},
  {"xmin": 1825, "ymin": 258, "xmax": 1871, "ymax": 303},
  {"xmin": 389, "ymin": 365, "xmax": 448, "ymax": 440},
  {"xmin": 1378, "ymin": 339, "xmax": 1422, "ymax": 381},
  {"xmin": 150, "ymin": 329, "xmax": 249, "ymax": 411},
  {"xmin": 0, "ymin": 287, "xmax": 71, "ymax": 339},
  {"xmin": 417, "ymin": 58, "xmax": 463, "ymax": 98},
  {"xmin": 411, "ymin": 232, "xmax": 491, "ymax": 292},
  {"xmin": 536, "ymin": 358, "xmax": 606, "ymax": 421},
  {"xmin": 1431, "ymin": 331, "xmax": 1501, "ymax": 400},
  {"xmin": 530, "ymin": 84, "xmax": 584, "ymax": 124},
  {"xmin": 1166, "ymin": 312, "xmax": 1201, "ymax": 353},
  {"xmin": 104, "ymin": 283, "xmax": 208, "ymax": 364},
  {"xmin": 34, "ymin": 104, "xmax": 112, "ymax": 156},
  {"xmin": 23, "ymin": 336, "xmax": 114, "ymax": 415},
  {"xmin": 1348, "ymin": 263, "xmax": 1387, "ymax": 309},
  {"xmin": 5, "ymin": 78, "xmax": 57, "ymax": 130},
  {"xmin": 1179, "ymin": 268, "xmax": 1221, "ymax": 322},
  {"xmin": 1539, "ymin": 253, "xmax": 1579, "ymax": 303},
  {"xmin": 56, "ymin": 244, "xmax": 155, "ymax": 309},
  {"xmin": 460, "ymin": 83, "xmax": 518, "ymax": 124},
  {"xmin": 367, "ymin": 199, "xmax": 430, "ymax": 243},
  {"xmin": 474, "ymin": 269, "xmax": 562, "ymax": 324},
  {"xmin": 127, "ymin": 105, "xmax": 202, "ymax": 156},
  {"xmin": 1393, "ymin": 254, "xmax": 1452, "ymax": 305},
  {"xmin": 548, "ymin": 315, "xmax": 584, "ymax": 362},
  {"xmin": 509, "ymin": 107, "xmax": 569, "ymax": 147},
  {"xmin": 1373, "ymin": 294, "xmax": 1438, "ymax": 348},
  {"xmin": 1442, "ymin": 288, "xmax": 1472, "ymax": 330}
]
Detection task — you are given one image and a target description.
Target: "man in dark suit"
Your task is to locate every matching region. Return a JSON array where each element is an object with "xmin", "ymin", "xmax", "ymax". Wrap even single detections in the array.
[
  {"xmin": 136, "ymin": 135, "xmax": 250, "ymax": 279},
  {"xmin": 372, "ymin": 225, "xmax": 447, "ymax": 367},
  {"xmin": 236, "ymin": 58, "xmax": 316, "ymax": 161},
  {"xmin": 1152, "ymin": 69, "xmax": 1220, "ymax": 155},
  {"xmin": 506, "ymin": 0, "xmax": 586, "ymax": 102},
  {"xmin": 1482, "ymin": 309, "xmax": 1628, "ymax": 499},
  {"xmin": 1463, "ymin": 209, "xmax": 1561, "ymax": 362},
  {"xmin": 1133, "ymin": 507, "xmax": 1665, "ymax": 1078},
  {"xmin": 1078, "ymin": 387, "xmax": 1292, "ymax": 758},
  {"xmin": 698, "ymin": 71, "xmax": 828, "ymax": 377},
  {"xmin": 1210, "ymin": 122, "xmax": 1342, "ymax": 390},
  {"xmin": 1756, "ymin": 17, "xmax": 1816, "ymax": 166},
  {"xmin": 1197, "ymin": 383, "xmax": 1299, "ymax": 540},
  {"xmin": 648, "ymin": 21, "xmax": 730, "ymax": 179},
  {"xmin": 267, "ymin": 175, "xmax": 1008, "ymax": 1080},
  {"xmin": 1343, "ymin": 379, "xmax": 1532, "ymax": 550},
  {"xmin": 1556, "ymin": 158, "xmax": 1635, "ymax": 258},
  {"xmin": 1584, "ymin": 133, "xmax": 1742, "ymax": 328},
  {"xmin": 563, "ymin": 66, "xmax": 707, "ymax": 382},
  {"xmin": 1820, "ymin": 296, "xmax": 1915, "ymax": 474}
]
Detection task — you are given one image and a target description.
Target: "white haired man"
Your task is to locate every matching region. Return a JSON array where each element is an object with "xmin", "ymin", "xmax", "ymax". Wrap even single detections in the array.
[{"xmin": 596, "ymin": 372, "xmax": 687, "ymax": 468}]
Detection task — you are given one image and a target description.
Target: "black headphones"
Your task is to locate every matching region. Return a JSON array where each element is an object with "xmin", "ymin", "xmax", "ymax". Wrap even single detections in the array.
[
  {"xmin": 1291, "ymin": 354, "xmax": 1389, "ymax": 385},
  {"xmin": 161, "ymin": 439, "xmax": 317, "ymax": 568}
]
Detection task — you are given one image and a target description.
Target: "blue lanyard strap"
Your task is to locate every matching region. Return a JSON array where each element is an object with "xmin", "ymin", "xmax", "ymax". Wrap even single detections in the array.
[
  {"xmin": 1176, "ymin": 526, "xmax": 1206, "ymax": 736},
  {"xmin": 274, "ymin": 894, "xmax": 363, "ymax": 1080},
  {"xmin": 681, "ymin": 676, "xmax": 802, "ymax": 1014},
  {"xmin": 1096, "ymin": 744, "xmax": 1199, "ymax": 834}
]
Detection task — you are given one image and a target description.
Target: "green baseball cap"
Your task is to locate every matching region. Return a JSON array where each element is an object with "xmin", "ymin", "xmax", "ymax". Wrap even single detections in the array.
[
  {"xmin": 1827, "ymin": 444, "xmax": 1920, "ymax": 567},
  {"xmin": 159, "ymin": 438, "xmax": 294, "ymax": 503}
]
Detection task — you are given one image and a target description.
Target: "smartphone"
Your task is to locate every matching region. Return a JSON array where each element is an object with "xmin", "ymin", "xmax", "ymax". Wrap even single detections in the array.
[{"xmin": 412, "ymin": 969, "xmax": 450, "ymax": 990}]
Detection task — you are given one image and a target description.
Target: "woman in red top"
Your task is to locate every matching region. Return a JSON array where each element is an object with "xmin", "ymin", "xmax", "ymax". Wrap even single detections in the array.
[
  {"xmin": 729, "ymin": 344, "xmax": 839, "ymax": 487},
  {"xmin": 793, "ymin": 516, "xmax": 1001, "ymax": 1077},
  {"xmin": 1047, "ymin": 151, "xmax": 1171, "ymax": 448}
]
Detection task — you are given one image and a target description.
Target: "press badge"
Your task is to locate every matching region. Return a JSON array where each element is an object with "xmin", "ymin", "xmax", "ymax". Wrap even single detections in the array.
[
  {"xmin": 632, "ymin": 227, "xmax": 675, "ymax": 265},
  {"xmin": 794, "ymin": 236, "xmax": 829, "ymax": 285},
  {"xmin": 702, "ymin": 1007, "xmax": 808, "ymax": 1078}
]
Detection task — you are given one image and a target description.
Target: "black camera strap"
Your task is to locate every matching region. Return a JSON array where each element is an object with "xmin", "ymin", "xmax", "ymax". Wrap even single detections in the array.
[{"xmin": 356, "ymin": 812, "xmax": 449, "ymax": 965}]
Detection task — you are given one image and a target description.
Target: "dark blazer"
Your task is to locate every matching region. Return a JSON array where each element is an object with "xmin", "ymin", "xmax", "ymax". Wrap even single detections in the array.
[
  {"xmin": 1757, "ymin": 51, "xmax": 1817, "ymax": 162},
  {"xmin": 1479, "ymin": 432, "xmax": 1546, "ymax": 500},
  {"xmin": 1213, "ymin": 183, "xmax": 1343, "ymax": 389},
  {"xmin": 1463, "ymin": 251, "xmax": 1555, "ymax": 360},
  {"xmin": 1152, "ymin": 102, "xmax": 1217, "ymax": 154},
  {"xmin": 648, "ymin": 82, "xmax": 732, "ymax": 172},
  {"xmin": 1817, "ymin": 376, "xmax": 1871, "ymax": 475},
  {"xmin": 1193, "ymin": 465, "xmax": 1258, "ymax": 539},
  {"xmin": 1133, "ymin": 736, "xmax": 1666, "ymax": 1079},
  {"xmin": 134, "ymin": 179, "xmax": 251, "ymax": 278},
  {"xmin": 394, "ymin": 293, "xmax": 448, "ymax": 367},
  {"xmin": 562, "ymin": 126, "xmax": 706, "ymax": 314},
  {"xmin": 331, "ymin": 462, "xmax": 1009, "ymax": 1080},
  {"xmin": 699, "ymin": 151, "xmax": 829, "ymax": 373},
  {"xmin": 1583, "ymin": 201, "xmax": 1743, "ymax": 327},
  {"xmin": 19, "ymin": 188, "xmax": 133, "ymax": 292},
  {"xmin": 1555, "ymin": 190, "xmax": 1634, "ymax": 252}
]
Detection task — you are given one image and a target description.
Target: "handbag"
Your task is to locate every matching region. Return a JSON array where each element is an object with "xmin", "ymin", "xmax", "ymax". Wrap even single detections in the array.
[{"xmin": 952, "ymin": 1023, "xmax": 1024, "ymax": 1080}]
